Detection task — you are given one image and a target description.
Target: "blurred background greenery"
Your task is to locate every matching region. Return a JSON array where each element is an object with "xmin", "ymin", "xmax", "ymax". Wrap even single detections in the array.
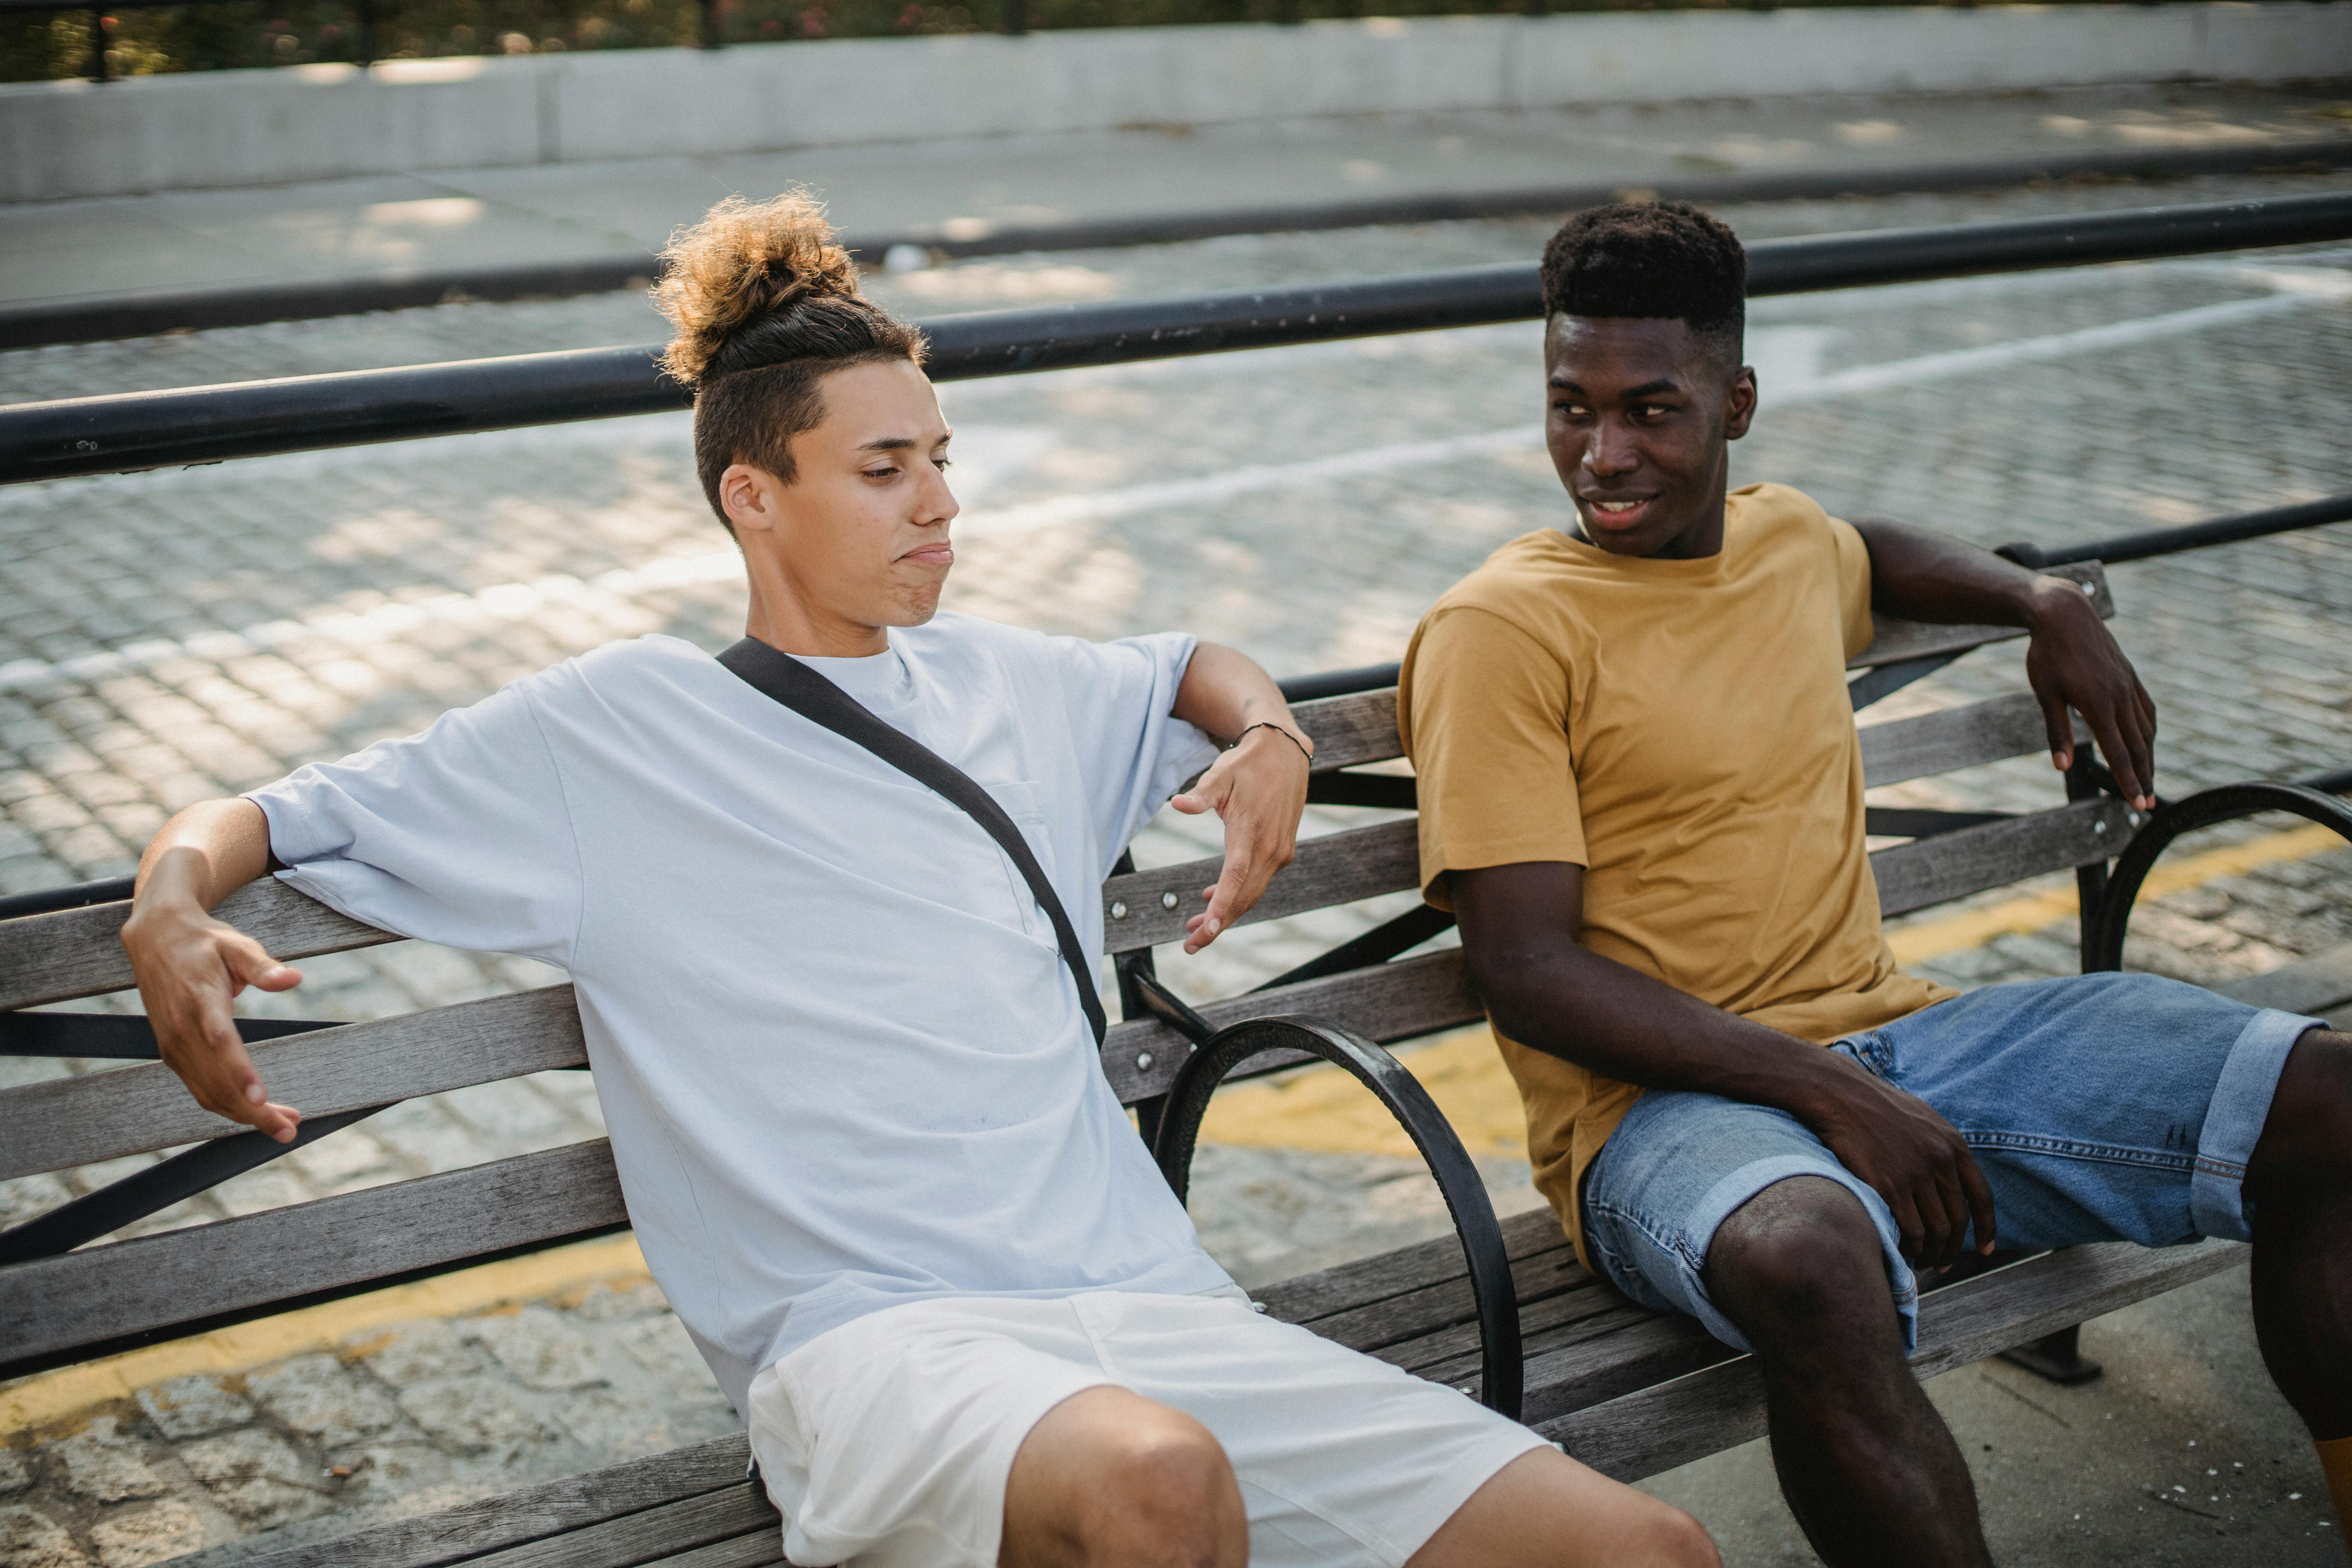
[{"xmin": 0, "ymin": 0, "xmax": 2193, "ymax": 85}]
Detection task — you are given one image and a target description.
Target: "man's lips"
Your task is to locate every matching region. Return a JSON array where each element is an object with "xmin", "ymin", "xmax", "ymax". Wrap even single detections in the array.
[
  {"xmin": 898, "ymin": 543, "xmax": 955, "ymax": 566},
  {"xmin": 1577, "ymin": 495, "xmax": 1658, "ymax": 530}
]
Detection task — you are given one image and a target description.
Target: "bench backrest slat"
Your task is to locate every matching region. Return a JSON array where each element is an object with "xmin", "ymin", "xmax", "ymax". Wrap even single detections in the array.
[
  {"xmin": 1103, "ymin": 818, "xmax": 1418, "ymax": 955},
  {"xmin": 0, "ymin": 1139, "xmax": 626, "ymax": 1379},
  {"xmin": 1859, "ymin": 692, "xmax": 2063, "ymax": 791},
  {"xmin": 1874, "ymin": 795, "xmax": 2134, "ymax": 919},
  {"xmin": 1853, "ymin": 562, "xmax": 2110, "ymax": 670},
  {"xmin": 0, "ymin": 877, "xmax": 393, "ymax": 1013},
  {"xmin": 0, "ymin": 986, "xmax": 583, "ymax": 1182}
]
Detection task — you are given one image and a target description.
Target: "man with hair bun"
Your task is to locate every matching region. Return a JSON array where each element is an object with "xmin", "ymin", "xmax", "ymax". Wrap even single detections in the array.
[
  {"xmin": 1403, "ymin": 199, "xmax": 2352, "ymax": 1564},
  {"xmin": 117, "ymin": 193, "xmax": 1713, "ymax": 1568}
]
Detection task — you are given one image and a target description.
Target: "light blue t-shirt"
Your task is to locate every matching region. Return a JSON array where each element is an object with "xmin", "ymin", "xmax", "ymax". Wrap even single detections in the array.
[{"xmin": 247, "ymin": 616, "xmax": 1231, "ymax": 1414}]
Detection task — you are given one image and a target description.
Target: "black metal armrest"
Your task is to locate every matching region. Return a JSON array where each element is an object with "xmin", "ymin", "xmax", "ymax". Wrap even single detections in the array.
[
  {"xmin": 2085, "ymin": 782, "xmax": 2352, "ymax": 974},
  {"xmin": 1149, "ymin": 1015, "xmax": 1523, "ymax": 1420}
]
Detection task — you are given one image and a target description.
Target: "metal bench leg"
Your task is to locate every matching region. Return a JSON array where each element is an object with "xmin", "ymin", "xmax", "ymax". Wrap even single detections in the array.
[{"xmin": 1999, "ymin": 1325, "xmax": 2103, "ymax": 1385}]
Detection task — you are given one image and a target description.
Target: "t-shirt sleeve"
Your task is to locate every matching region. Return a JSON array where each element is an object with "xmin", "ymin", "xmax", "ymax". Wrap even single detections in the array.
[
  {"xmin": 244, "ymin": 679, "xmax": 583, "ymax": 967},
  {"xmin": 1399, "ymin": 606, "xmax": 1586, "ymax": 912},
  {"xmin": 1038, "ymin": 630, "xmax": 1221, "ymax": 875},
  {"xmin": 1825, "ymin": 514, "xmax": 1878, "ymax": 661}
]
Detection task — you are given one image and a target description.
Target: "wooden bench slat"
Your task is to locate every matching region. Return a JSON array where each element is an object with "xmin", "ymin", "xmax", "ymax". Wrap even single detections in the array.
[
  {"xmin": 0, "ymin": 877, "xmax": 395, "ymax": 1013},
  {"xmin": 0, "ymin": 1140, "xmax": 626, "ymax": 1376},
  {"xmin": 1102, "ymin": 818, "xmax": 1419, "ymax": 954},
  {"xmin": 1860, "ymin": 693, "xmax": 2063, "ymax": 790},
  {"xmin": 0, "ymin": 986, "xmax": 583, "ymax": 1182},
  {"xmin": 1102, "ymin": 948, "xmax": 1479, "ymax": 1103},
  {"xmin": 1874, "ymin": 795, "xmax": 2136, "ymax": 919},
  {"xmin": 461, "ymin": 1483, "xmax": 773, "ymax": 1568},
  {"xmin": 1292, "ymin": 688, "xmax": 1406, "ymax": 775},
  {"xmin": 241, "ymin": 1435, "xmax": 752, "ymax": 1568},
  {"xmin": 636, "ymin": 1532, "xmax": 786, "ymax": 1568},
  {"xmin": 1256, "ymin": 1207, "xmax": 1566, "ymax": 1327},
  {"xmin": 1540, "ymin": 1237, "xmax": 2239, "ymax": 1483}
]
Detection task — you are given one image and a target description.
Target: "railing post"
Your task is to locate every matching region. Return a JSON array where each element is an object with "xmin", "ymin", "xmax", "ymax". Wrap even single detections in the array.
[
  {"xmin": 354, "ymin": 0, "xmax": 376, "ymax": 66},
  {"xmin": 1002, "ymin": 0, "xmax": 1027, "ymax": 36},
  {"xmin": 699, "ymin": 0, "xmax": 723, "ymax": 48},
  {"xmin": 87, "ymin": 7, "xmax": 109, "ymax": 81}
]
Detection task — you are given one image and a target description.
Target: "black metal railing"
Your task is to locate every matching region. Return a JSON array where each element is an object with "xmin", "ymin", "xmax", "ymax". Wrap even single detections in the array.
[{"xmin": 7, "ymin": 191, "xmax": 2352, "ymax": 486}]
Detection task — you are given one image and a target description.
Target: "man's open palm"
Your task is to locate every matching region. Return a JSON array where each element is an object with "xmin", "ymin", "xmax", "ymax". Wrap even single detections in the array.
[{"xmin": 1169, "ymin": 728, "xmax": 1309, "ymax": 954}]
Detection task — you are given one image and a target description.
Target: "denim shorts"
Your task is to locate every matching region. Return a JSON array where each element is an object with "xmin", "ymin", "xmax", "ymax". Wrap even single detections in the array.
[{"xmin": 1577, "ymin": 972, "xmax": 2325, "ymax": 1354}]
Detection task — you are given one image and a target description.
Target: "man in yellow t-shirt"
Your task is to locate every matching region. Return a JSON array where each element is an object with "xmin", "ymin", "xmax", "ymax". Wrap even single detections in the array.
[{"xmin": 1401, "ymin": 201, "xmax": 2352, "ymax": 1567}]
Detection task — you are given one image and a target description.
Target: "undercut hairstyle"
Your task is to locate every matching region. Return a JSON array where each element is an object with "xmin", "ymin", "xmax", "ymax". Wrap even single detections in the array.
[
  {"xmin": 1539, "ymin": 201, "xmax": 1747, "ymax": 365},
  {"xmin": 655, "ymin": 191, "xmax": 927, "ymax": 530}
]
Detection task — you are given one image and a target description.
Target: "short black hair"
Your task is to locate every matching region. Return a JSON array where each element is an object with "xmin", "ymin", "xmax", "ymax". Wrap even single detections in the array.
[{"xmin": 1539, "ymin": 201, "xmax": 1746, "ymax": 363}]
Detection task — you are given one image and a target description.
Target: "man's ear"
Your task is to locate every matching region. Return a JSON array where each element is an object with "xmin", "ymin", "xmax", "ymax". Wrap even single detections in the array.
[
  {"xmin": 720, "ymin": 462, "xmax": 781, "ymax": 537},
  {"xmin": 1723, "ymin": 366, "xmax": 1759, "ymax": 442}
]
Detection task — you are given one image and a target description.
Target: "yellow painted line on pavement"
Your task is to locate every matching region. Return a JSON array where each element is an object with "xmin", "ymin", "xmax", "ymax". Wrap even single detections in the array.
[{"xmin": 0, "ymin": 1233, "xmax": 648, "ymax": 1436}]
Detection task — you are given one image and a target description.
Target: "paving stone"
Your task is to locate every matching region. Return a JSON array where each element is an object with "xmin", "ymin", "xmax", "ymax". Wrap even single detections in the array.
[
  {"xmin": 324, "ymin": 1441, "xmax": 454, "ymax": 1506},
  {"xmin": 0, "ymin": 1505, "xmax": 90, "ymax": 1568},
  {"xmin": 468, "ymin": 1308, "xmax": 605, "ymax": 1392},
  {"xmin": 245, "ymin": 1355, "xmax": 402, "ymax": 1448},
  {"xmin": 176, "ymin": 1429, "xmax": 332, "ymax": 1530},
  {"xmin": 45, "ymin": 1419, "xmax": 168, "ymax": 1504},
  {"xmin": 566, "ymin": 1281, "xmax": 667, "ymax": 1322},
  {"xmin": 87, "ymin": 1500, "xmax": 207, "ymax": 1568},
  {"xmin": 393, "ymin": 1377, "xmax": 560, "ymax": 1456},
  {"xmin": 132, "ymin": 1376, "xmax": 253, "ymax": 1441},
  {"xmin": 0, "ymin": 1449, "xmax": 28, "ymax": 1495},
  {"xmin": 612, "ymin": 1314, "xmax": 706, "ymax": 1383},
  {"xmin": 340, "ymin": 1319, "xmax": 485, "ymax": 1388}
]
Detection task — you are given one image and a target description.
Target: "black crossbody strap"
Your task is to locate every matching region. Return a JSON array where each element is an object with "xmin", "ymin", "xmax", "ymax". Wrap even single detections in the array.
[{"xmin": 717, "ymin": 637, "xmax": 1109, "ymax": 1046}]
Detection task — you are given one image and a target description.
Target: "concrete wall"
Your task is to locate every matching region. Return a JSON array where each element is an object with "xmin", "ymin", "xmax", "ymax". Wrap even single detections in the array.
[{"xmin": 6, "ymin": 4, "xmax": 2352, "ymax": 202}]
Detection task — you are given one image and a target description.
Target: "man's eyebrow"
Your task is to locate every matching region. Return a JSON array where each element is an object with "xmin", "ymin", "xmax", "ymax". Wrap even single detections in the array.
[
  {"xmin": 1544, "ymin": 375, "xmax": 1686, "ymax": 397},
  {"xmin": 855, "ymin": 433, "xmax": 950, "ymax": 453}
]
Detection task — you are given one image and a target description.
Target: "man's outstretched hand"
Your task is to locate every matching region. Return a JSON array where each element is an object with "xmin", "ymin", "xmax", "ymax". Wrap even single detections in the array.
[
  {"xmin": 120, "ymin": 802, "xmax": 304, "ymax": 1142},
  {"xmin": 1169, "ymin": 725, "xmax": 1310, "ymax": 954},
  {"xmin": 2023, "ymin": 575, "xmax": 2158, "ymax": 811}
]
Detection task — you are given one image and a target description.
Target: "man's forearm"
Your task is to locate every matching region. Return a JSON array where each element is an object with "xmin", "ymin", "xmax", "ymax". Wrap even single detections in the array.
[
  {"xmin": 1172, "ymin": 641, "xmax": 1308, "ymax": 752},
  {"xmin": 131, "ymin": 799, "xmax": 275, "ymax": 916},
  {"xmin": 1852, "ymin": 519, "xmax": 2092, "ymax": 634},
  {"xmin": 1474, "ymin": 937, "xmax": 1866, "ymax": 1118}
]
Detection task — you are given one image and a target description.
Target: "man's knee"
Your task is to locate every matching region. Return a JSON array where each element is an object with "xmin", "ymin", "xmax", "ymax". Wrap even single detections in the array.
[
  {"xmin": 1704, "ymin": 1176, "xmax": 1893, "ymax": 1337},
  {"xmin": 1003, "ymin": 1388, "xmax": 1243, "ymax": 1568}
]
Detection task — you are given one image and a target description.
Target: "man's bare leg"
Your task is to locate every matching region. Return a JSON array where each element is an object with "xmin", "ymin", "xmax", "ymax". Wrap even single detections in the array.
[
  {"xmin": 1705, "ymin": 1177, "xmax": 1993, "ymax": 1568},
  {"xmin": 1000, "ymin": 1387, "xmax": 1246, "ymax": 1568},
  {"xmin": 2245, "ymin": 1029, "xmax": 2352, "ymax": 1526},
  {"xmin": 1406, "ymin": 1446, "xmax": 1717, "ymax": 1568}
]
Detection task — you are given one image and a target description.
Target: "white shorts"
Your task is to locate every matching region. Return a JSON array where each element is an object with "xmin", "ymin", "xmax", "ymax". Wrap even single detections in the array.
[{"xmin": 744, "ymin": 1287, "xmax": 1548, "ymax": 1568}]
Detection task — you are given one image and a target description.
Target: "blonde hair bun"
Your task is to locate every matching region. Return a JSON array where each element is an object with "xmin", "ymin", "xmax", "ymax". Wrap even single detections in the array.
[{"xmin": 655, "ymin": 191, "xmax": 865, "ymax": 386}]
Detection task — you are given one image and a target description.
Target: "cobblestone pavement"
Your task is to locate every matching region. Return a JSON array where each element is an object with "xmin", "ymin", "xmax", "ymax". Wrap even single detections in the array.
[{"xmin": 3, "ymin": 170, "xmax": 2351, "ymax": 1564}]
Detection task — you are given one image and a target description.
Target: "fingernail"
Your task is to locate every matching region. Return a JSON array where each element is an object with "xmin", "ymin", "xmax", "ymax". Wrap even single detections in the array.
[{"xmin": 1205, "ymin": 918, "xmax": 1220, "ymax": 935}]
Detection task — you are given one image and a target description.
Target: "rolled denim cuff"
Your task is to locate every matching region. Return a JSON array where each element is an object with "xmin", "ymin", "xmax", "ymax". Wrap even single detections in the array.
[{"xmin": 2190, "ymin": 1007, "xmax": 2325, "ymax": 1241}]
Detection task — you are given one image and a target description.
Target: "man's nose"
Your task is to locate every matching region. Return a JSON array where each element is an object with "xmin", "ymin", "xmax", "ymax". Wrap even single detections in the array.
[
  {"xmin": 1583, "ymin": 419, "xmax": 1638, "ymax": 476},
  {"xmin": 919, "ymin": 463, "xmax": 960, "ymax": 526}
]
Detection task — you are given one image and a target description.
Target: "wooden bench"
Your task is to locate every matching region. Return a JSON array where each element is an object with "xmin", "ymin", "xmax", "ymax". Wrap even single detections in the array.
[{"xmin": 5, "ymin": 556, "xmax": 2350, "ymax": 1568}]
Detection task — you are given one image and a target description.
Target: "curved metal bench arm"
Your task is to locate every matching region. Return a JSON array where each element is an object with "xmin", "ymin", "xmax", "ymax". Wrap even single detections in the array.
[
  {"xmin": 2085, "ymin": 782, "xmax": 2352, "ymax": 973},
  {"xmin": 1150, "ymin": 1014, "xmax": 1524, "ymax": 1420}
]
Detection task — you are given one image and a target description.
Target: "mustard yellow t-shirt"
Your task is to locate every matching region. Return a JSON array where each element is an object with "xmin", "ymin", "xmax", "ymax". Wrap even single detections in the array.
[{"xmin": 1397, "ymin": 483, "xmax": 1956, "ymax": 1266}]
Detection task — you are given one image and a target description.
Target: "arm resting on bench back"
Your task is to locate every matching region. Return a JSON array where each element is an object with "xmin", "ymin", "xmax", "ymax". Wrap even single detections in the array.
[{"xmin": 119, "ymin": 797, "xmax": 305, "ymax": 1143}]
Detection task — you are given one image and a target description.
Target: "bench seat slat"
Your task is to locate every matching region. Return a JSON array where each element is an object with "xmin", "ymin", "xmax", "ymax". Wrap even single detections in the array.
[
  {"xmin": 241, "ymin": 1435, "xmax": 753, "ymax": 1568},
  {"xmin": 462, "ymin": 1483, "xmax": 775, "ymax": 1568},
  {"xmin": 637, "ymin": 1531, "xmax": 787, "ymax": 1568},
  {"xmin": 0, "ymin": 877, "xmax": 394, "ymax": 1013},
  {"xmin": 1540, "ymin": 1237, "xmax": 2239, "ymax": 1482},
  {"xmin": 1875, "ymin": 795, "xmax": 2135, "ymax": 918},
  {"xmin": 0, "ymin": 986, "xmax": 583, "ymax": 1183},
  {"xmin": 1256, "ymin": 1206, "xmax": 1566, "ymax": 1327},
  {"xmin": 0, "ymin": 1140, "xmax": 626, "ymax": 1379}
]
